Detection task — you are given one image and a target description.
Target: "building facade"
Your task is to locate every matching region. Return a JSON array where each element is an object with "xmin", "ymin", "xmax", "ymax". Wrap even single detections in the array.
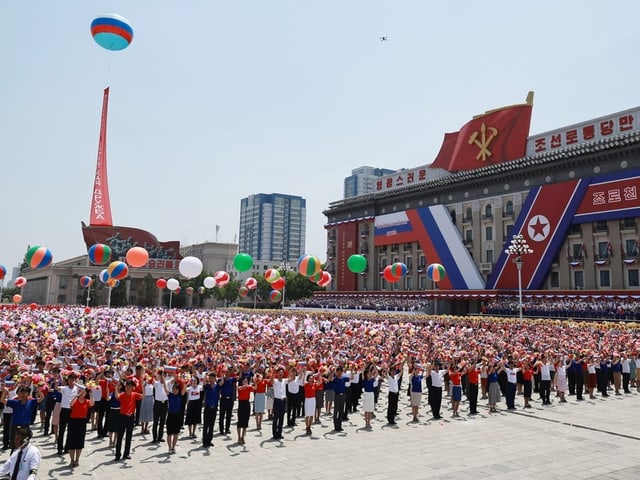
[
  {"xmin": 238, "ymin": 193, "xmax": 306, "ymax": 265},
  {"xmin": 344, "ymin": 166, "xmax": 397, "ymax": 198},
  {"xmin": 324, "ymin": 106, "xmax": 640, "ymax": 300}
]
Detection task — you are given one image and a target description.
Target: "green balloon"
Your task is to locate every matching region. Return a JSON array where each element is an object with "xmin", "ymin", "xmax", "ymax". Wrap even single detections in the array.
[
  {"xmin": 347, "ymin": 254, "xmax": 367, "ymax": 273},
  {"xmin": 233, "ymin": 253, "xmax": 253, "ymax": 272}
]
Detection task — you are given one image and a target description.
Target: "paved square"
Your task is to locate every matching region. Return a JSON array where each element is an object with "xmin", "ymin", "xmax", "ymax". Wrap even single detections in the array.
[{"xmin": 19, "ymin": 385, "xmax": 640, "ymax": 479}]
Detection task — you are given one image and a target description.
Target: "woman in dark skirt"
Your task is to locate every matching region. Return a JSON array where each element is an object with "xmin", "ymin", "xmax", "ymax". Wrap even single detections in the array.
[
  {"xmin": 166, "ymin": 382, "xmax": 186, "ymax": 454},
  {"xmin": 185, "ymin": 376, "xmax": 203, "ymax": 439},
  {"xmin": 107, "ymin": 385, "xmax": 122, "ymax": 448},
  {"xmin": 236, "ymin": 377, "xmax": 254, "ymax": 445},
  {"xmin": 67, "ymin": 387, "xmax": 94, "ymax": 467}
]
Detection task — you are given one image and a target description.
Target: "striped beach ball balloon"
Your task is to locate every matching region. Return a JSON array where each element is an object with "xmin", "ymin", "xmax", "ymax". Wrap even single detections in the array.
[
  {"xmin": 390, "ymin": 262, "xmax": 407, "ymax": 278},
  {"xmin": 271, "ymin": 277, "xmax": 286, "ymax": 291},
  {"xmin": 269, "ymin": 289, "xmax": 282, "ymax": 302},
  {"xmin": 297, "ymin": 254, "xmax": 322, "ymax": 278},
  {"xmin": 88, "ymin": 244, "xmax": 111, "ymax": 265},
  {"xmin": 238, "ymin": 286, "xmax": 249, "ymax": 297},
  {"xmin": 186, "ymin": 287, "xmax": 194, "ymax": 295},
  {"xmin": 264, "ymin": 268, "xmax": 280, "ymax": 284},
  {"xmin": 79, "ymin": 276, "xmax": 93, "ymax": 288},
  {"xmin": 244, "ymin": 277, "xmax": 257, "ymax": 290},
  {"xmin": 317, "ymin": 271, "xmax": 332, "ymax": 288},
  {"xmin": 99, "ymin": 269, "xmax": 110, "ymax": 283},
  {"xmin": 427, "ymin": 263, "xmax": 446, "ymax": 282},
  {"xmin": 90, "ymin": 14, "xmax": 134, "ymax": 51},
  {"xmin": 197, "ymin": 287, "xmax": 205, "ymax": 295},
  {"xmin": 107, "ymin": 261, "xmax": 128, "ymax": 280},
  {"xmin": 0, "ymin": 265, "xmax": 6, "ymax": 280},
  {"xmin": 26, "ymin": 246, "xmax": 53, "ymax": 270},
  {"xmin": 14, "ymin": 276, "xmax": 27, "ymax": 288},
  {"xmin": 309, "ymin": 270, "xmax": 323, "ymax": 283},
  {"xmin": 108, "ymin": 278, "xmax": 120, "ymax": 288},
  {"xmin": 382, "ymin": 265, "xmax": 401, "ymax": 283}
]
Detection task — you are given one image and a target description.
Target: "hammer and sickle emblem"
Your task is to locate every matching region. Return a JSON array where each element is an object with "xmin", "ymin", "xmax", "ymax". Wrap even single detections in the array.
[{"xmin": 468, "ymin": 123, "xmax": 498, "ymax": 161}]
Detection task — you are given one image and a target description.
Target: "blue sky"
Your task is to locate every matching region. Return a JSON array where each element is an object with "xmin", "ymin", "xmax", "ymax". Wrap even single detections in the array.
[{"xmin": 2, "ymin": 1, "xmax": 639, "ymax": 278}]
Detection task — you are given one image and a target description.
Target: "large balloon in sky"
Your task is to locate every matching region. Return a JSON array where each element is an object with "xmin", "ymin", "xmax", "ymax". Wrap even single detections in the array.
[
  {"xmin": 390, "ymin": 262, "xmax": 407, "ymax": 278},
  {"xmin": 156, "ymin": 278, "xmax": 167, "ymax": 289},
  {"xmin": 12, "ymin": 294, "xmax": 22, "ymax": 304},
  {"xmin": 26, "ymin": 246, "xmax": 53, "ymax": 270},
  {"xmin": 383, "ymin": 265, "xmax": 401, "ymax": 283},
  {"xmin": 90, "ymin": 14, "xmax": 134, "ymax": 51},
  {"xmin": 244, "ymin": 277, "xmax": 257, "ymax": 290},
  {"xmin": 107, "ymin": 261, "xmax": 128, "ymax": 280},
  {"xmin": 166, "ymin": 278, "xmax": 180, "ymax": 291},
  {"xmin": 297, "ymin": 254, "xmax": 322, "ymax": 278},
  {"xmin": 203, "ymin": 276, "xmax": 216, "ymax": 289},
  {"xmin": 14, "ymin": 277, "xmax": 27, "ymax": 288},
  {"xmin": 317, "ymin": 271, "xmax": 332, "ymax": 288},
  {"xmin": 0, "ymin": 265, "xmax": 6, "ymax": 280},
  {"xmin": 347, "ymin": 254, "xmax": 367, "ymax": 274},
  {"xmin": 179, "ymin": 256, "xmax": 203, "ymax": 279},
  {"xmin": 233, "ymin": 253, "xmax": 253, "ymax": 272},
  {"xmin": 125, "ymin": 247, "xmax": 149, "ymax": 268},
  {"xmin": 99, "ymin": 269, "xmax": 110, "ymax": 283},
  {"xmin": 427, "ymin": 263, "xmax": 446, "ymax": 282},
  {"xmin": 79, "ymin": 276, "xmax": 92, "ymax": 288},
  {"xmin": 88, "ymin": 244, "xmax": 111, "ymax": 265},
  {"xmin": 214, "ymin": 271, "xmax": 230, "ymax": 287},
  {"xmin": 271, "ymin": 277, "xmax": 286, "ymax": 291},
  {"xmin": 269, "ymin": 290, "xmax": 282, "ymax": 303},
  {"xmin": 238, "ymin": 286, "xmax": 249, "ymax": 297},
  {"xmin": 264, "ymin": 268, "xmax": 280, "ymax": 284}
]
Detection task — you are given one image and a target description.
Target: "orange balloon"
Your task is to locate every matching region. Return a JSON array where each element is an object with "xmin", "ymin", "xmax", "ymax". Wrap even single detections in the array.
[
  {"xmin": 126, "ymin": 247, "xmax": 149, "ymax": 268},
  {"xmin": 12, "ymin": 294, "xmax": 22, "ymax": 304}
]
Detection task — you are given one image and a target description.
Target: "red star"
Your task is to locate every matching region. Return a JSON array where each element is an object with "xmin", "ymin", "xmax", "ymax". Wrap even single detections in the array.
[{"xmin": 530, "ymin": 217, "xmax": 547, "ymax": 239}]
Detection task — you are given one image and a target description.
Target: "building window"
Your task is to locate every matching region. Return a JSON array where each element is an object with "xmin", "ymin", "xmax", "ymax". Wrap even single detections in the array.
[
  {"xmin": 450, "ymin": 210, "xmax": 456, "ymax": 224},
  {"xmin": 486, "ymin": 249, "xmax": 494, "ymax": 264},
  {"xmin": 464, "ymin": 207, "xmax": 472, "ymax": 222},
  {"xmin": 419, "ymin": 276, "xmax": 426, "ymax": 290},
  {"xmin": 573, "ymin": 270, "xmax": 584, "ymax": 289},
  {"xmin": 626, "ymin": 239, "xmax": 639, "ymax": 257},
  {"xmin": 628, "ymin": 269, "xmax": 639, "ymax": 287},
  {"xmin": 550, "ymin": 271, "xmax": 559, "ymax": 287},
  {"xmin": 504, "ymin": 201, "xmax": 514, "ymax": 217},
  {"xmin": 485, "ymin": 226, "xmax": 493, "ymax": 241},
  {"xmin": 59, "ymin": 277, "xmax": 68, "ymax": 290},
  {"xmin": 57, "ymin": 295, "xmax": 67, "ymax": 303},
  {"xmin": 406, "ymin": 276, "xmax": 413, "ymax": 290},
  {"xmin": 484, "ymin": 204, "xmax": 492, "ymax": 218},
  {"xmin": 465, "ymin": 230, "xmax": 473, "ymax": 242},
  {"xmin": 599, "ymin": 269, "xmax": 611, "ymax": 287}
]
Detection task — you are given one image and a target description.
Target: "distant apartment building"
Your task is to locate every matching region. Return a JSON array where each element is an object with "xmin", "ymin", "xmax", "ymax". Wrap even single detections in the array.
[{"xmin": 343, "ymin": 166, "xmax": 396, "ymax": 198}]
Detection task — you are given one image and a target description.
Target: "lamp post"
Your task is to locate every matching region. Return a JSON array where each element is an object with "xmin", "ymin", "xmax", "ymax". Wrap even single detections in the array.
[
  {"xmin": 505, "ymin": 234, "xmax": 533, "ymax": 321},
  {"xmin": 279, "ymin": 261, "xmax": 291, "ymax": 309}
]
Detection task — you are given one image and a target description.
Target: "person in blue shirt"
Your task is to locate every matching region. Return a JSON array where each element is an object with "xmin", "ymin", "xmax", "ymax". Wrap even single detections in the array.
[
  {"xmin": 327, "ymin": 367, "xmax": 349, "ymax": 432},
  {"xmin": 1, "ymin": 386, "xmax": 43, "ymax": 453},
  {"xmin": 218, "ymin": 372, "xmax": 237, "ymax": 435},
  {"xmin": 202, "ymin": 372, "xmax": 220, "ymax": 448}
]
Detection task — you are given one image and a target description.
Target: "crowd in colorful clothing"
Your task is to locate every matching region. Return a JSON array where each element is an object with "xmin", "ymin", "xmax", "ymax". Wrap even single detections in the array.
[{"xmin": 0, "ymin": 305, "xmax": 638, "ymax": 467}]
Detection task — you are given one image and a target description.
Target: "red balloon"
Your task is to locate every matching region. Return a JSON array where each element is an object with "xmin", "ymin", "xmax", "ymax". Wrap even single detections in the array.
[
  {"xmin": 84, "ymin": 306, "xmax": 91, "ymax": 314},
  {"xmin": 383, "ymin": 265, "xmax": 401, "ymax": 283},
  {"xmin": 271, "ymin": 277, "xmax": 286, "ymax": 291},
  {"xmin": 156, "ymin": 278, "xmax": 167, "ymax": 289},
  {"xmin": 29, "ymin": 303, "xmax": 37, "ymax": 310}
]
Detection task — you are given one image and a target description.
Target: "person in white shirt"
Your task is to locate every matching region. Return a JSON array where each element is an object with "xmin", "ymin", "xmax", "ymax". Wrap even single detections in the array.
[
  {"xmin": 427, "ymin": 363, "xmax": 445, "ymax": 419},
  {"xmin": 271, "ymin": 367, "xmax": 287, "ymax": 440},
  {"xmin": 0, "ymin": 427, "xmax": 40, "ymax": 480},
  {"xmin": 152, "ymin": 370, "xmax": 171, "ymax": 444},
  {"xmin": 386, "ymin": 365, "xmax": 401, "ymax": 425},
  {"xmin": 57, "ymin": 373, "xmax": 79, "ymax": 455}
]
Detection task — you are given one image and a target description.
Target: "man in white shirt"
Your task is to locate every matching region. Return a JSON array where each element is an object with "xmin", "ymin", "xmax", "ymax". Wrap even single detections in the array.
[
  {"xmin": 505, "ymin": 362, "xmax": 519, "ymax": 410},
  {"xmin": 0, "ymin": 427, "xmax": 40, "ymax": 480},
  {"xmin": 427, "ymin": 363, "xmax": 445, "ymax": 419},
  {"xmin": 386, "ymin": 364, "xmax": 401, "ymax": 425},
  {"xmin": 57, "ymin": 373, "xmax": 79, "ymax": 455},
  {"xmin": 272, "ymin": 367, "xmax": 287, "ymax": 440},
  {"xmin": 152, "ymin": 370, "xmax": 171, "ymax": 443}
]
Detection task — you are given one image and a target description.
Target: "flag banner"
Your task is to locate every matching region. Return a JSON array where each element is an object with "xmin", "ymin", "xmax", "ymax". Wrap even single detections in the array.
[
  {"xmin": 430, "ymin": 103, "xmax": 533, "ymax": 172},
  {"xmin": 573, "ymin": 169, "xmax": 640, "ymax": 223},
  {"xmin": 336, "ymin": 221, "xmax": 359, "ymax": 291},
  {"xmin": 90, "ymin": 87, "xmax": 113, "ymax": 226},
  {"xmin": 487, "ymin": 178, "xmax": 590, "ymax": 290},
  {"xmin": 374, "ymin": 205, "xmax": 485, "ymax": 289}
]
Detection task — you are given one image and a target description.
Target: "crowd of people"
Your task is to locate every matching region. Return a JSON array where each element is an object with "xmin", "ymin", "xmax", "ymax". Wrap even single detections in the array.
[
  {"xmin": 0, "ymin": 304, "xmax": 637, "ymax": 468},
  {"xmin": 297, "ymin": 293, "xmax": 640, "ymax": 320}
]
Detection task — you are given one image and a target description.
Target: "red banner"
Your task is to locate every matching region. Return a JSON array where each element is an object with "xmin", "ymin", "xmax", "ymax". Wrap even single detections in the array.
[
  {"xmin": 430, "ymin": 103, "xmax": 532, "ymax": 172},
  {"xmin": 336, "ymin": 222, "xmax": 358, "ymax": 291},
  {"xmin": 90, "ymin": 87, "xmax": 113, "ymax": 226}
]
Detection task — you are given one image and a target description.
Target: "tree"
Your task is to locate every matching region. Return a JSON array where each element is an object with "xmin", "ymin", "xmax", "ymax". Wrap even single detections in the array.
[
  {"xmin": 136, "ymin": 274, "xmax": 157, "ymax": 307},
  {"xmin": 213, "ymin": 277, "xmax": 241, "ymax": 306},
  {"xmin": 282, "ymin": 271, "xmax": 323, "ymax": 302},
  {"xmin": 1, "ymin": 286, "xmax": 18, "ymax": 303}
]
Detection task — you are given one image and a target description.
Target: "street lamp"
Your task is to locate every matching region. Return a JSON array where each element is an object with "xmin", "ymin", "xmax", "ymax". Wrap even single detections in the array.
[
  {"xmin": 279, "ymin": 261, "xmax": 291, "ymax": 309},
  {"xmin": 505, "ymin": 234, "xmax": 533, "ymax": 321}
]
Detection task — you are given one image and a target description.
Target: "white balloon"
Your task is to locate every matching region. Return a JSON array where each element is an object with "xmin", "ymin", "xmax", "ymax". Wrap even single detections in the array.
[
  {"xmin": 203, "ymin": 276, "xmax": 216, "ymax": 289},
  {"xmin": 166, "ymin": 278, "xmax": 180, "ymax": 291},
  {"xmin": 179, "ymin": 256, "xmax": 203, "ymax": 279}
]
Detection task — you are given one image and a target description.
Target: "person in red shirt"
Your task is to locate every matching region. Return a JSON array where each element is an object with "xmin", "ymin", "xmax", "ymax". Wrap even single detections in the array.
[
  {"xmin": 113, "ymin": 380, "xmax": 142, "ymax": 461},
  {"xmin": 303, "ymin": 373, "xmax": 320, "ymax": 435},
  {"xmin": 521, "ymin": 360, "xmax": 535, "ymax": 408},
  {"xmin": 236, "ymin": 378, "xmax": 254, "ymax": 445},
  {"xmin": 448, "ymin": 364, "xmax": 463, "ymax": 417},
  {"xmin": 465, "ymin": 361, "xmax": 480, "ymax": 415},
  {"xmin": 67, "ymin": 387, "xmax": 94, "ymax": 467},
  {"xmin": 253, "ymin": 374, "xmax": 268, "ymax": 431}
]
